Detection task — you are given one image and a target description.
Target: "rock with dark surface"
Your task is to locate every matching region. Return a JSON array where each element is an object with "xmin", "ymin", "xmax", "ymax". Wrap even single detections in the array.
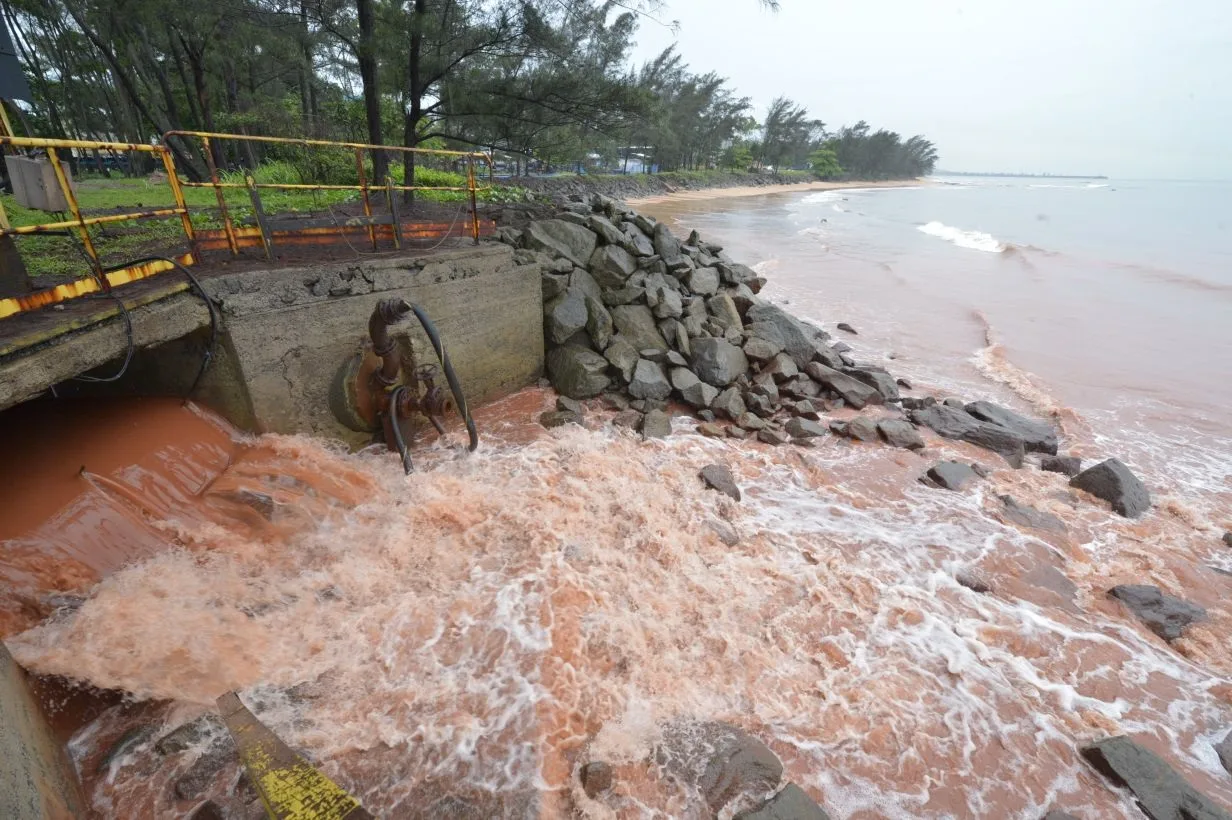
[
  {"xmin": 602, "ymin": 285, "xmax": 646, "ymax": 307},
  {"xmin": 1216, "ymin": 731, "xmax": 1232, "ymax": 776},
  {"xmin": 745, "ymin": 392, "xmax": 776, "ymax": 418},
  {"xmin": 757, "ymin": 429, "xmax": 792, "ymax": 446},
  {"xmin": 738, "ymin": 412, "xmax": 768, "ymax": 431},
  {"xmin": 541, "ymin": 273, "xmax": 568, "ymax": 300},
  {"xmin": 556, "ymin": 396, "xmax": 584, "ymax": 414},
  {"xmin": 1070, "ymin": 458, "xmax": 1151, "ymax": 518},
  {"xmin": 649, "ymin": 284, "xmax": 684, "ymax": 319},
  {"xmin": 700, "ymin": 464, "xmax": 742, "ymax": 501},
  {"xmin": 744, "ymin": 336, "xmax": 784, "ymax": 363},
  {"xmin": 691, "ymin": 338, "xmax": 749, "ymax": 387},
  {"xmin": 1108, "ymin": 585, "xmax": 1206, "ymax": 642},
  {"xmin": 1040, "ymin": 812, "xmax": 1081, "ymax": 820},
  {"xmin": 623, "ymin": 224, "xmax": 656, "ymax": 256},
  {"xmin": 524, "ymin": 219, "xmax": 598, "ymax": 266},
  {"xmin": 570, "ymin": 267, "xmax": 604, "ymax": 304},
  {"xmin": 910, "ymin": 404, "xmax": 1026, "ymax": 467},
  {"xmin": 925, "ymin": 461, "xmax": 979, "ymax": 491},
  {"xmin": 965, "ymin": 401, "xmax": 1059, "ymax": 454},
  {"xmin": 836, "ymin": 322, "xmax": 858, "ymax": 335},
  {"xmin": 846, "ymin": 367, "xmax": 901, "ymax": 402},
  {"xmin": 712, "ymin": 386, "xmax": 746, "ymax": 421},
  {"xmin": 832, "ymin": 416, "xmax": 879, "ymax": 442},
  {"xmin": 657, "ymin": 722, "xmax": 783, "ymax": 815},
  {"xmin": 640, "ymin": 409, "xmax": 673, "ymax": 439},
  {"xmin": 1224, "ymin": 532, "xmax": 1232, "ymax": 549},
  {"xmin": 764, "ymin": 353, "xmax": 799, "ymax": 382},
  {"xmin": 585, "ymin": 297, "xmax": 614, "ymax": 350},
  {"xmin": 547, "ymin": 346, "xmax": 611, "ymax": 398},
  {"xmin": 603, "ymin": 337, "xmax": 639, "ymax": 383},
  {"xmin": 998, "ymin": 495, "xmax": 1067, "ymax": 532},
  {"xmin": 744, "ymin": 303, "xmax": 827, "ymax": 368},
  {"xmin": 789, "ymin": 399, "xmax": 821, "ymax": 420},
  {"xmin": 544, "ymin": 290, "xmax": 589, "ymax": 345},
  {"xmin": 943, "ymin": 397, "xmax": 966, "ymax": 409},
  {"xmin": 707, "ymin": 293, "xmax": 744, "ymax": 330},
  {"xmin": 540, "ymin": 410, "xmax": 584, "ymax": 429},
  {"xmin": 698, "ymin": 422, "xmax": 726, "ymax": 438},
  {"xmin": 580, "ymin": 761, "xmax": 614, "ymax": 798},
  {"xmin": 718, "ymin": 261, "xmax": 759, "ymax": 287},
  {"xmin": 628, "ymin": 359, "xmax": 672, "ymax": 400},
  {"xmin": 671, "ymin": 367, "xmax": 719, "ymax": 409},
  {"xmin": 587, "ymin": 214, "xmax": 626, "ymax": 246},
  {"xmin": 1081, "ymin": 736, "xmax": 1232, "ymax": 820},
  {"xmin": 878, "ymin": 419, "xmax": 925, "ymax": 450},
  {"xmin": 804, "ymin": 363, "xmax": 881, "ymax": 410},
  {"xmin": 174, "ymin": 742, "xmax": 235, "ymax": 800},
  {"xmin": 156, "ymin": 715, "xmax": 226, "ymax": 756},
  {"xmin": 901, "ymin": 396, "xmax": 937, "ymax": 411},
  {"xmin": 736, "ymin": 784, "xmax": 832, "ymax": 820},
  {"xmin": 784, "ymin": 417, "xmax": 826, "ymax": 439},
  {"xmin": 896, "ymin": 377, "xmax": 913, "ymax": 390},
  {"xmin": 610, "ymin": 305, "xmax": 669, "ymax": 352},
  {"xmin": 955, "ymin": 569, "xmax": 993, "ymax": 594},
  {"xmin": 1041, "ymin": 454, "xmax": 1083, "ymax": 477},
  {"xmin": 686, "ymin": 266, "xmax": 721, "ymax": 296},
  {"xmin": 612, "ymin": 409, "xmax": 643, "ymax": 429}
]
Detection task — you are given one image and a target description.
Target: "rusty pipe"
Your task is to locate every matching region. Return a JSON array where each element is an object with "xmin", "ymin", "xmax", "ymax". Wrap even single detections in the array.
[{"xmin": 369, "ymin": 298, "xmax": 413, "ymax": 387}]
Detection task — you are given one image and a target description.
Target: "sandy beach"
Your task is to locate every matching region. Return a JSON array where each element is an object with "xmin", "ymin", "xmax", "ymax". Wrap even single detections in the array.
[{"xmin": 627, "ymin": 177, "xmax": 925, "ymax": 206}]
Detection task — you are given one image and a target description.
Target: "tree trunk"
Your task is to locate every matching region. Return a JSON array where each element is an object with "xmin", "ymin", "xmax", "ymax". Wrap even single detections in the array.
[
  {"xmin": 402, "ymin": 0, "xmax": 427, "ymax": 199},
  {"xmin": 355, "ymin": 0, "xmax": 386, "ymax": 182},
  {"xmin": 181, "ymin": 38, "xmax": 223, "ymax": 170}
]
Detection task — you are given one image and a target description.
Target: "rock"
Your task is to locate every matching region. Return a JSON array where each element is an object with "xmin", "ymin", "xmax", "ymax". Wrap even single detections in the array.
[
  {"xmin": 686, "ymin": 266, "xmax": 721, "ymax": 296},
  {"xmin": 1081, "ymin": 735, "xmax": 1232, "ymax": 820},
  {"xmin": 804, "ymin": 363, "xmax": 881, "ymax": 410},
  {"xmin": 877, "ymin": 419, "xmax": 925, "ymax": 450},
  {"xmin": 174, "ymin": 742, "xmax": 234, "ymax": 800},
  {"xmin": 623, "ymin": 224, "xmax": 655, "ymax": 256},
  {"xmin": 628, "ymin": 359, "xmax": 672, "ymax": 401},
  {"xmin": 717, "ymin": 261, "xmax": 759, "ymax": 287},
  {"xmin": 925, "ymin": 461, "xmax": 979, "ymax": 491},
  {"xmin": 557, "ymin": 395, "xmax": 585, "ymax": 414},
  {"xmin": 736, "ymin": 784, "xmax": 832, "ymax": 820},
  {"xmin": 666, "ymin": 350, "xmax": 689, "ymax": 368},
  {"xmin": 1070, "ymin": 458, "xmax": 1151, "ymax": 518},
  {"xmin": 690, "ymin": 338, "xmax": 750, "ymax": 387},
  {"xmin": 657, "ymin": 722, "xmax": 783, "ymax": 815},
  {"xmin": 547, "ymin": 346, "xmax": 611, "ymax": 398},
  {"xmin": 700, "ymin": 464, "xmax": 741, "ymax": 501},
  {"xmin": 910, "ymin": 404, "xmax": 1026, "ymax": 467},
  {"xmin": 540, "ymin": 410, "xmax": 584, "ymax": 429},
  {"xmin": 97, "ymin": 725, "xmax": 155, "ymax": 772},
  {"xmin": 712, "ymin": 386, "xmax": 746, "ymax": 420},
  {"xmin": 896, "ymin": 377, "xmax": 913, "ymax": 390},
  {"xmin": 600, "ymin": 393, "xmax": 629, "ymax": 411},
  {"xmin": 764, "ymin": 353, "xmax": 799, "ymax": 382},
  {"xmin": 836, "ymin": 322, "xmax": 858, "ymax": 335},
  {"xmin": 1041, "ymin": 454, "xmax": 1083, "ymax": 477},
  {"xmin": 631, "ymin": 212, "xmax": 657, "ymax": 235},
  {"xmin": 830, "ymin": 341, "xmax": 852, "ymax": 354},
  {"xmin": 758, "ymin": 429, "xmax": 792, "ymax": 446},
  {"xmin": 697, "ymin": 409, "xmax": 715, "ymax": 422},
  {"xmin": 955, "ymin": 570, "xmax": 993, "ymax": 594},
  {"xmin": 1040, "ymin": 813, "xmax": 1080, "ymax": 820},
  {"xmin": 541, "ymin": 273, "xmax": 568, "ymax": 300},
  {"xmin": 846, "ymin": 416, "xmax": 880, "ymax": 442},
  {"xmin": 1216, "ymin": 731, "xmax": 1232, "ymax": 776},
  {"xmin": 971, "ymin": 463, "xmax": 993, "ymax": 479},
  {"xmin": 671, "ymin": 367, "xmax": 716, "ymax": 408},
  {"xmin": 610, "ymin": 305, "xmax": 669, "ymax": 351},
  {"xmin": 603, "ymin": 337, "xmax": 639, "ymax": 383},
  {"xmin": 612, "ymin": 409, "xmax": 643, "ymax": 429},
  {"xmin": 781, "ymin": 377, "xmax": 821, "ymax": 400},
  {"xmin": 901, "ymin": 396, "xmax": 936, "ymax": 411},
  {"xmin": 943, "ymin": 397, "xmax": 966, "ymax": 408},
  {"xmin": 707, "ymin": 293, "xmax": 744, "ymax": 330},
  {"xmin": 650, "ymin": 285, "xmax": 684, "ymax": 319},
  {"xmin": 788, "ymin": 399, "xmax": 820, "ymax": 420},
  {"xmin": 846, "ymin": 367, "xmax": 900, "ymax": 402},
  {"xmin": 663, "ymin": 321, "xmax": 691, "ymax": 357},
  {"xmin": 570, "ymin": 267, "xmax": 604, "ymax": 304},
  {"xmin": 524, "ymin": 219, "xmax": 598, "ymax": 266},
  {"xmin": 1225, "ymin": 532, "xmax": 1232, "ymax": 549},
  {"xmin": 737, "ymin": 412, "xmax": 767, "ymax": 431},
  {"xmin": 698, "ymin": 422, "xmax": 726, "ymax": 438},
  {"xmin": 602, "ymin": 285, "xmax": 645, "ymax": 307},
  {"xmin": 585, "ymin": 297, "xmax": 614, "ymax": 350},
  {"xmin": 155, "ymin": 715, "xmax": 226, "ymax": 756},
  {"xmin": 544, "ymin": 290, "xmax": 589, "ymax": 345},
  {"xmin": 653, "ymin": 222, "xmax": 684, "ymax": 265},
  {"xmin": 965, "ymin": 401, "xmax": 1059, "ymax": 455},
  {"xmin": 640, "ymin": 409, "xmax": 672, "ymax": 439},
  {"xmin": 784, "ymin": 417, "xmax": 826, "ymax": 438},
  {"xmin": 1108, "ymin": 584, "xmax": 1206, "ymax": 642},
  {"xmin": 745, "ymin": 393, "xmax": 775, "ymax": 418},
  {"xmin": 750, "ymin": 371, "xmax": 779, "ymax": 401},
  {"xmin": 744, "ymin": 337, "xmax": 784, "ymax": 363},
  {"xmin": 744, "ymin": 303, "xmax": 828, "ymax": 368},
  {"xmin": 997, "ymin": 495, "xmax": 1066, "ymax": 531},
  {"xmin": 580, "ymin": 760, "xmax": 613, "ymax": 798}
]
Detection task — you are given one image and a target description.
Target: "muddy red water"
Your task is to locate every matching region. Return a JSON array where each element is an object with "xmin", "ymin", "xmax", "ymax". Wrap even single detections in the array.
[{"xmin": 2, "ymin": 190, "xmax": 1231, "ymax": 819}]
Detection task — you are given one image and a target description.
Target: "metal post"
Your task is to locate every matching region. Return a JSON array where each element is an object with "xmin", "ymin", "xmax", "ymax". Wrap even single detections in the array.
[
  {"xmin": 355, "ymin": 147, "xmax": 376, "ymax": 250},
  {"xmin": 466, "ymin": 156, "xmax": 480, "ymax": 244},
  {"xmin": 201, "ymin": 136, "xmax": 239, "ymax": 255},
  {"xmin": 158, "ymin": 147, "xmax": 196, "ymax": 257},
  {"xmin": 245, "ymin": 174, "xmax": 273, "ymax": 260},
  {"xmin": 386, "ymin": 178, "xmax": 402, "ymax": 250},
  {"xmin": 45, "ymin": 146, "xmax": 104, "ymax": 282}
]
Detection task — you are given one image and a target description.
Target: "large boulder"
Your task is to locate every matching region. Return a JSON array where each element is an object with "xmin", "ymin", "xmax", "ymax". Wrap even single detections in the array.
[
  {"xmin": 623, "ymin": 223, "xmax": 655, "ymax": 256},
  {"xmin": 603, "ymin": 336, "xmax": 639, "ymax": 383},
  {"xmin": 686, "ymin": 266, "xmax": 721, "ymax": 296},
  {"xmin": 584, "ymin": 297, "xmax": 613, "ymax": 350},
  {"xmin": 736, "ymin": 784, "xmax": 831, "ymax": 820},
  {"xmin": 610, "ymin": 305, "xmax": 669, "ymax": 351},
  {"xmin": 965, "ymin": 401, "xmax": 1059, "ymax": 454},
  {"xmin": 700, "ymin": 464, "xmax": 741, "ymax": 501},
  {"xmin": 524, "ymin": 219, "xmax": 597, "ymax": 267},
  {"xmin": 586, "ymin": 214, "xmax": 626, "ymax": 246},
  {"xmin": 628, "ymin": 359, "xmax": 672, "ymax": 400},
  {"xmin": 653, "ymin": 222, "xmax": 685, "ymax": 267},
  {"xmin": 1107, "ymin": 585, "xmax": 1206, "ymax": 642},
  {"xmin": 712, "ymin": 386, "xmax": 746, "ymax": 420},
  {"xmin": 878, "ymin": 419, "xmax": 925, "ymax": 450},
  {"xmin": 1081, "ymin": 736, "xmax": 1232, "ymax": 820},
  {"xmin": 1070, "ymin": 458, "xmax": 1151, "ymax": 518},
  {"xmin": 656, "ymin": 722, "xmax": 783, "ymax": 815},
  {"xmin": 543, "ymin": 290, "xmax": 588, "ymax": 345},
  {"xmin": 547, "ymin": 346, "xmax": 610, "ymax": 399},
  {"xmin": 997, "ymin": 495, "xmax": 1066, "ymax": 532},
  {"xmin": 649, "ymin": 285, "xmax": 684, "ymax": 319},
  {"xmin": 925, "ymin": 461, "xmax": 979, "ymax": 491},
  {"xmin": 744, "ymin": 303, "xmax": 827, "ymax": 368},
  {"xmin": 1041, "ymin": 454, "xmax": 1083, "ymax": 477},
  {"xmin": 588, "ymin": 245, "xmax": 638, "ymax": 290},
  {"xmin": 909, "ymin": 404, "xmax": 1026, "ymax": 467},
  {"xmin": 671, "ymin": 367, "xmax": 719, "ymax": 409},
  {"xmin": 717, "ymin": 262, "xmax": 759, "ymax": 287},
  {"xmin": 707, "ymin": 293, "xmax": 744, "ymax": 330},
  {"xmin": 846, "ymin": 367, "xmax": 901, "ymax": 402},
  {"xmin": 691, "ymin": 338, "xmax": 749, "ymax": 387},
  {"xmin": 804, "ymin": 362, "xmax": 882, "ymax": 410},
  {"xmin": 569, "ymin": 267, "xmax": 603, "ymax": 305}
]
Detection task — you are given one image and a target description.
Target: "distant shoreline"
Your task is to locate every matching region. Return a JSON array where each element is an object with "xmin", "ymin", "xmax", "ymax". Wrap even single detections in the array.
[
  {"xmin": 627, "ymin": 178, "xmax": 925, "ymax": 206},
  {"xmin": 936, "ymin": 171, "xmax": 1108, "ymax": 180}
]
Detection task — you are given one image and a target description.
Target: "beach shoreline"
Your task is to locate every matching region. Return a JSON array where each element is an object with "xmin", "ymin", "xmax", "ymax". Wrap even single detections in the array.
[{"xmin": 627, "ymin": 177, "xmax": 925, "ymax": 206}]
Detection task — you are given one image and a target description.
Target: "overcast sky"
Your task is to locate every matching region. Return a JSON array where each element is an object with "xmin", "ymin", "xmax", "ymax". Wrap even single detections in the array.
[{"xmin": 628, "ymin": 0, "xmax": 1232, "ymax": 180}]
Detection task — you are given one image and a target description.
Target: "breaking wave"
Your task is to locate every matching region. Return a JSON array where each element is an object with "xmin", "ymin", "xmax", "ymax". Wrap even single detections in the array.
[{"xmin": 917, "ymin": 221, "xmax": 1006, "ymax": 253}]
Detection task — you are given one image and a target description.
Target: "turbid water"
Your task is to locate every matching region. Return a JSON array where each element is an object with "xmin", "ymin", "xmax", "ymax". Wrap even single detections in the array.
[{"xmin": 2, "ymin": 179, "xmax": 1230, "ymax": 818}]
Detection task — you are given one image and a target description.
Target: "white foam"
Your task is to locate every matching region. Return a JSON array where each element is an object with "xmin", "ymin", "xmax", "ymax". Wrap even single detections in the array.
[{"xmin": 917, "ymin": 221, "xmax": 1006, "ymax": 253}]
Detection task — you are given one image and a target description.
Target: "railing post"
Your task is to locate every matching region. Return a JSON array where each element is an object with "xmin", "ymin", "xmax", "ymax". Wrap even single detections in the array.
[
  {"xmin": 201, "ymin": 136, "xmax": 239, "ymax": 255},
  {"xmin": 386, "ymin": 178, "xmax": 402, "ymax": 250},
  {"xmin": 245, "ymin": 174, "xmax": 273, "ymax": 260},
  {"xmin": 466, "ymin": 156, "xmax": 480, "ymax": 244},
  {"xmin": 355, "ymin": 147, "xmax": 376, "ymax": 250},
  {"xmin": 158, "ymin": 147, "xmax": 196, "ymax": 258},
  {"xmin": 44, "ymin": 147, "xmax": 104, "ymax": 282}
]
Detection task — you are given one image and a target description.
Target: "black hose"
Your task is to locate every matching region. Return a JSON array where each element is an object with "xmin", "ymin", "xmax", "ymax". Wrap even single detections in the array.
[
  {"xmin": 405, "ymin": 302, "xmax": 479, "ymax": 453},
  {"xmin": 389, "ymin": 385, "xmax": 413, "ymax": 474},
  {"xmin": 71, "ymin": 291, "xmax": 135, "ymax": 383}
]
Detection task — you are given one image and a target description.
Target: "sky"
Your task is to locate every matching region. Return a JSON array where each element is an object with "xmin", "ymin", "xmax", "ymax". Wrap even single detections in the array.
[{"xmin": 628, "ymin": 0, "xmax": 1232, "ymax": 180}]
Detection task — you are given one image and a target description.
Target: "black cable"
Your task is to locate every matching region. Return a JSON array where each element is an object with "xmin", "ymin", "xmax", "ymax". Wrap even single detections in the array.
[
  {"xmin": 389, "ymin": 385, "xmax": 413, "ymax": 474},
  {"xmin": 71, "ymin": 290, "xmax": 135, "ymax": 383},
  {"xmin": 406, "ymin": 302, "xmax": 479, "ymax": 452}
]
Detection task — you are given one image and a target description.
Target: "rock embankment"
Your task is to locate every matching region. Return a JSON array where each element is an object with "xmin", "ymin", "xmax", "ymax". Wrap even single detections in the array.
[{"xmin": 510, "ymin": 171, "xmax": 819, "ymax": 202}]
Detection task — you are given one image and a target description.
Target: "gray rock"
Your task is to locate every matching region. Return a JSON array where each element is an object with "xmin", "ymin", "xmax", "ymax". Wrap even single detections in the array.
[
  {"xmin": 763, "ymin": 353, "xmax": 798, "ymax": 382},
  {"xmin": 653, "ymin": 222, "xmax": 685, "ymax": 267},
  {"xmin": 558, "ymin": 210, "xmax": 590, "ymax": 227},
  {"xmin": 743, "ymin": 336, "xmax": 784, "ymax": 363},
  {"xmin": 1070, "ymin": 458, "xmax": 1151, "ymax": 518},
  {"xmin": 631, "ymin": 213, "xmax": 657, "ymax": 235},
  {"xmin": 686, "ymin": 266, "xmax": 721, "ymax": 296},
  {"xmin": 524, "ymin": 219, "xmax": 598, "ymax": 266},
  {"xmin": 758, "ymin": 429, "xmax": 792, "ymax": 446},
  {"xmin": 1081, "ymin": 735, "xmax": 1232, "ymax": 820},
  {"xmin": 750, "ymin": 371, "xmax": 780, "ymax": 401},
  {"xmin": 540, "ymin": 410, "xmax": 584, "ymax": 429},
  {"xmin": 541, "ymin": 273, "xmax": 568, "ymax": 300},
  {"xmin": 629, "ymin": 359, "xmax": 672, "ymax": 400},
  {"xmin": 610, "ymin": 305, "xmax": 669, "ymax": 351},
  {"xmin": 602, "ymin": 285, "xmax": 645, "ymax": 307},
  {"xmin": 650, "ymin": 285, "xmax": 684, "ymax": 319},
  {"xmin": 1216, "ymin": 731, "xmax": 1232, "ymax": 776},
  {"xmin": 547, "ymin": 346, "xmax": 611, "ymax": 399},
  {"xmin": 784, "ymin": 418, "xmax": 826, "ymax": 438},
  {"xmin": 697, "ymin": 422, "xmax": 726, "ymax": 438},
  {"xmin": 745, "ymin": 392, "xmax": 776, "ymax": 418},
  {"xmin": 836, "ymin": 322, "xmax": 857, "ymax": 335},
  {"xmin": 588, "ymin": 245, "xmax": 638, "ymax": 290},
  {"xmin": 586, "ymin": 214, "xmax": 626, "ymax": 246},
  {"xmin": 965, "ymin": 401, "xmax": 1059, "ymax": 455},
  {"xmin": 737, "ymin": 412, "xmax": 768, "ymax": 431},
  {"xmin": 666, "ymin": 350, "xmax": 689, "ymax": 368},
  {"xmin": 717, "ymin": 262, "xmax": 759, "ymax": 287},
  {"xmin": 878, "ymin": 419, "xmax": 925, "ymax": 450},
  {"xmin": 896, "ymin": 377, "xmax": 913, "ymax": 390},
  {"xmin": 744, "ymin": 303, "xmax": 828, "ymax": 367},
  {"xmin": 656, "ymin": 722, "xmax": 783, "ymax": 815},
  {"xmin": 707, "ymin": 293, "xmax": 744, "ymax": 330},
  {"xmin": 1108, "ymin": 584, "xmax": 1206, "ymax": 642},
  {"xmin": 641, "ymin": 409, "xmax": 673, "ymax": 439},
  {"xmin": 1225, "ymin": 532, "xmax": 1232, "ymax": 549},
  {"xmin": 585, "ymin": 297, "xmax": 613, "ymax": 350},
  {"xmin": 804, "ymin": 362, "xmax": 882, "ymax": 410},
  {"xmin": 901, "ymin": 396, "xmax": 937, "ymax": 411},
  {"xmin": 844, "ymin": 416, "xmax": 880, "ymax": 442},
  {"xmin": 623, "ymin": 224, "xmax": 655, "ymax": 256},
  {"xmin": 909, "ymin": 404, "xmax": 1026, "ymax": 467},
  {"xmin": 556, "ymin": 396, "xmax": 584, "ymax": 414},
  {"xmin": 956, "ymin": 570, "xmax": 993, "ymax": 594},
  {"xmin": 1041, "ymin": 454, "xmax": 1083, "ymax": 477},
  {"xmin": 789, "ymin": 399, "xmax": 820, "ymax": 420},
  {"xmin": 712, "ymin": 386, "xmax": 746, "ymax": 420},
  {"xmin": 580, "ymin": 760, "xmax": 613, "ymax": 798},
  {"xmin": 736, "ymin": 784, "xmax": 831, "ymax": 820},
  {"xmin": 997, "ymin": 495, "xmax": 1066, "ymax": 531},
  {"xmin": 943, "ymin": 397, "xmax": 966, "ymax": 408},
  {"xmin": 682, "ymin": 380, "xmax": 718, "ymax": 410},
  {"xmin": 700, "ymin": 464, "xmax": 741, "ymax": 501},
  {"xmin": 603, "ymin": 337, "xmax": 639, "ymax": 383},
  {"xmin": 926, "ymin": 461, "xmax": 979, "ymax": 491},
  {"xmin": 781, "ymin": 377, "xmax": 821, "ymax": 399},
  {"xmin": 612, "ymin": 409, "xmax": 643, "ymax": 429},
  {"xmin": 697, "ymin": 409, "xmax": 715, "ymax": 422},
  {"xmin": 544, "ymin": 290, "xmax": 589, "ymax": 345},
  {"xmin": 846, "ymin": 367, "xmax": 901, "ymax": 402},
  {"xmin": 691, "ymin": 338, "xmax": 750, "ymax": 387}
]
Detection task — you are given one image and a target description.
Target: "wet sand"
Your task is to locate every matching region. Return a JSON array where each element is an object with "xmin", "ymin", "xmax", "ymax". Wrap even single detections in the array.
[{"xmin": 627, "ymin": 178, "xmax": 926, "ymax": 207}]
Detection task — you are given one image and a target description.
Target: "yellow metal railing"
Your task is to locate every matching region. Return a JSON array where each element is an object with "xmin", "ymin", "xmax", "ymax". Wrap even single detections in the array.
[{"xmin": 0, "ymin": 132, "xmax": 493, "ymax": 321}]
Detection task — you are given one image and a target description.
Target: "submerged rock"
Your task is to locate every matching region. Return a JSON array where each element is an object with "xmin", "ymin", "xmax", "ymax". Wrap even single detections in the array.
[
  {"xmin": 697, "ymin": 422, "xmax": 726, "ymax": 438},
  {"xmin": 1223, "ymin": 532, "xmax": 1232, "ymax": 549},
  {"xmin": 1040, "ymin": 454, "xmax": 1083, "ymax": 476},
  {"xmin": 964, "ymin": 401, "xmax": 1059, "ymax": 454},
  {"xmin": 580, "ymin": 761, "xmax": 613, "ymax": 798},
  {"xmin": 997, "ymin": 495, "xmax": 1067, "ymax": 532},
  {"xmin": 1070, "ymin": 458, "xmax": 1151, "ymax": 518},
  {"xmin": 1216, "ymin": 731, "xmax": 1232, "ymax": 776},
  {"xmin": 540, "ymin": 410, "xmax": 583, "ymax": 429},
  {"xmin": 877, "ymin": 419, "xmax": 925, "ymax": 450},
  {"xmin": 735, "ymin": 783, "xmax": 832, "ymax": 820},
  {"xmin": 1108, "ymin": 584, "xmax": 1206, "ymax": 642},
  {"xmin": 656, "ymin": 721, "xmax": 783, "ymax": 814},
  {"xmin": 700, "ymin": 464, "xmax": 741, "ymax": 501},
  {"xmin": 925, "ymin": 461, "xmax": 979, "ymax": 491},
  {"xmin": 836, "ymin": 322, "xmax": 858, "ymax": 335},
  {"xmin": 640, "ymin": 409, "xmax": 672, "ymax": 439},
  {"xmin": 1081, "ymin": 736, "xmax": 1232, "ymax": 820}
]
